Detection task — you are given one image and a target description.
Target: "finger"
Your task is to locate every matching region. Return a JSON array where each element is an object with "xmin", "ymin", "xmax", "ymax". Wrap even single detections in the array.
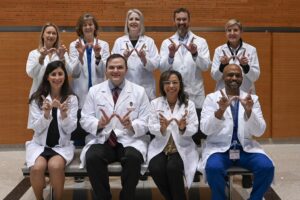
[
  {"xmin": 168, "ymin": 38, "xmax": 175, "ymax": 44},
  {"xmin": 242, "ymin": 49, "xmax": 246, "ymax": 57},
  {"xmin": 190, "ymin": 37, "xmax": 195, "ymax": 44},
  {"xmin": 126, "ymin": 43, "xmax": 129, "ymax": 50},
  {"xmin": 123, "ymin": 110, "xmax": 132, "ymax": 119},
  {"xmin": 159, "ymin": 113, "xmax": 167, "ymax": 120},
  {"xmin": 139, "ymin": 43, "xmax": 146, "ymax": 52},
  {"xmin": 41, "ymin": 95, "xmax": 46, "ymax": 101},
  {"xmin": 248, "ymin": 89, "xmax": 252, "ymax": 96},
  {"xmin": 219, "ymin": 89, "xmax": 226, "ymax": 98},
  {"xmin": 222, "ymin": 50, "xmax": 227, "ymax": 57},
  {"xmin": 100, "ymin": 109, "xmax": 109, "ymax": 120}
]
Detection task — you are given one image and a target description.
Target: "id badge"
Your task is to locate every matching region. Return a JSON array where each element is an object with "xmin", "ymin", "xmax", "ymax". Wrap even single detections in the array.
[{"xmin": 229, "ymin": 149, "xmax": 240, "ymax": 160}]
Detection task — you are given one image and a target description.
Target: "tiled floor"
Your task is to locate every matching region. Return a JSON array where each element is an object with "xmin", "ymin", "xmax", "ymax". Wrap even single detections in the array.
[{"xmin": 1, "ymin": 141, "xmax": 299, "ymax": 200}]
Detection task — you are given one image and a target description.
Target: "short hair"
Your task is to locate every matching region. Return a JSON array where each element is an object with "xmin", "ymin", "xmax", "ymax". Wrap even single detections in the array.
[
  {"xmin": 38, "ymin": 22, "xmax": 60, "ymax": 50},
  {"xmin": 159, "ymin": 70, "xmax": 188, "ymax": 107},
  {"xmin": 225, "ymin": 19, "xmax": 243, "ymax": 31},
  {"xmin": 173, "ymin": 7, "xmax": 190, "ymax": 21},
  {"xmin": 106, "ymin": 54, "xmax": 128, "ymax": 69},
  {"xmin": 76, "ymin": 13, "xmax": 99, "ymax": 38},
  {"xmin": 124, "ymin": 9, "xmax": 145, "ymax": 36}
]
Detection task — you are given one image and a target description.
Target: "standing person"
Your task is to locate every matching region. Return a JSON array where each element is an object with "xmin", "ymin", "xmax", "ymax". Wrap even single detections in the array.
[
  {"xmin": 26, "ymin": 22, "xmax": 70, "ymax": 97},
  {"xmin": 198, "ymin": 64, "xmax": 274, "ymax": 200},
  {"xmin": 211, "ymin": 18, "xmax": 261, "ymax": 187},
  {"xmin": 160, "ymin": 7, "xmax": 211, "ymax": 143},
  {"xmin": 26, "ymin": 60, "xmax": 78, "ymax": 200},
  {"xmin": 79, "ymin": 54, "xmax": 150, "ymax": 200},
  {"xmin": 147, "ymin": 70, "xmax": 199, "ymax": 200},
  {"xmin": 112, "ymin": 9, "xmax": 160, "ymax": 100},
  {"xmin": 69, "ymin": 13, "xmax": 110, "ymax": 146},
  {"xmin": 211, "ymin": 19, "xmax": 260, "ymax": 93}
]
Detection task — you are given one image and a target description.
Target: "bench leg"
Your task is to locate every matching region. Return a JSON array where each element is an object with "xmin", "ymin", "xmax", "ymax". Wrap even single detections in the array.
[
  {"xmin": 49, "ymin": 185, "xmax": 54, "ymax": 200},
  {"xmin": 228, "ymin": 175, "xmax": 233, "ymax": 200}
]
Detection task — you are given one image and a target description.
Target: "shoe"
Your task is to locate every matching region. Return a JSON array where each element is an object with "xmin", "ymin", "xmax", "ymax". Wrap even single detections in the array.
[{"xmin": 74, "ymin": 176, "xmax": 84, "ymax": 183}]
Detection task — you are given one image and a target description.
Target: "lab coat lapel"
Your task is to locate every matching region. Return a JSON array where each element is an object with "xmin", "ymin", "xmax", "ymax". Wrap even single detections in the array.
[{"xmin": 115, "ymin": 80, "xmax": 131, "ymax": 111}]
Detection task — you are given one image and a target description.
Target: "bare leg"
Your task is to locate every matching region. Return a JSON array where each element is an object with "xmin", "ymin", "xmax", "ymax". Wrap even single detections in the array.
[
  {"xmin": 30, "ymin": 156, "xmax": 47, "ymax": 200},
  {"xmin": 48, "ymin": 155, "xmax": 66, "ymax": 200}
]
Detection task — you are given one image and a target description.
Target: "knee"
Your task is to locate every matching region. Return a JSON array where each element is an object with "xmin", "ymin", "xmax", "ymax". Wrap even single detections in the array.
[
  {"xmin": 205, "ymin": 161, "xmax": 224, "ymax": 174},
  {"xmin": 48, "ymin": 161, "xmax": 65, "ymax": 173},
  {"xmin": 86, "ymin": 148, "xmax": 105, "ymax": 166},
  {"xmin": 30, "ymin": 164, "xmax": 46, "ymax": 174},
  {"xmin": 148, "ymin": 160, "xmax": 163, "ymax": 174}
]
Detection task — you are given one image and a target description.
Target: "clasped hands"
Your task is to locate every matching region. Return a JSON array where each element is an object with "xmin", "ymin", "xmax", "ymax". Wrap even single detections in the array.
[
  {"xmin": 159, "ymin": 110, "xmax": 188, "ymax": 134},
  {"xmin": 123, "ymin": 43, "xmax": 147, "ymax": 65},
  {"xmin": 168, "ymin": 37, "xmax": 197, "ymax": 58},
  {"xmin": 98, "ymin": 109, "xmax": 133, "ymax": 131},
  {"xmin": 42, "ymin": 95, "xmax": 70, "ymax": 120},
  {"xmin": 217, "ymin": 90, "xmax": 254, "ymax": 118},
  {"xmin": 220, "ymin": 49, "xmax": 248, "ymax": 66}
]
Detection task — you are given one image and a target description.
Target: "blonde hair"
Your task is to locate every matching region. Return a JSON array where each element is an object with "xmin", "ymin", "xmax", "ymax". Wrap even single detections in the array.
[
  {"xmin": 225, "ymin": 19, "xmax": 243, "ymax": 31},
  {"xmin": 38, "ymin": 22, "xmax": 60, "ymax": 50},
  {"xmin": 124, "ymin": 9, "xmax": 145, "ymax": 36}
]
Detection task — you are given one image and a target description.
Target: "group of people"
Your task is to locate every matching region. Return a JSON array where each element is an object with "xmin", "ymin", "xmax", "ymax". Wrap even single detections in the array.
[{"xmin": 25, "ymin": 7, "xmax": 274, "ymax": 200}]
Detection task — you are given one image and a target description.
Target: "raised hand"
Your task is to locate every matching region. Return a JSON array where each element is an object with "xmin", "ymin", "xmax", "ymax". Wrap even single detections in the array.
[
  {"xmin": 123, "ymin": 43, "xmax": 134, "ymax": 59},
  {"xmin": 41, "ymin": 95, "xmax": 52, "ymax": 119},
  {"xmin": 75, "ymin": 38, "xmax": 87, "ymax": 63},
  {"xmin": 116, "ymin": 110, "xmax": 133, "ymax": 131},
  {"xmin": 183, "ymin": 37, "xmax": 197, "ymax": 55},
  {"xmin": 58, "ymin": 97, "xmax": 70, "ymax": 119},
  {"xmin": 236, "ymin": 49, "xmax": 248, "ymax": 65},
  {"xmin": 93, "ymin": 38, "xmax": 102, "ymax": 57},
  {"xmin": 135, "ymin": 43, "xmax": 147, "ymax": 65},
  {"xmin": 168, "ymin": 38, "xmax": 181, "ymax": 58},
  {"xmin": 57, "ymin": 44, "xmax": 68, "ymax": 60},
  {"xmin": 159, "ymin": 113, "xmax": 172, "ymax": 134},
  {"xmin": 218, "ymin": 90, "xmax": 239, "ymax": 111},
  {"xmin": 174, "ymin": 109, "xmax": 188, "ymax": 133},
  {"xmin": 98, "ymin": 109, "xmax": 116, "ymax": 129},
  {"xmin": 239, "ymin": 89, "xmax": 253, "ymax": 117}
]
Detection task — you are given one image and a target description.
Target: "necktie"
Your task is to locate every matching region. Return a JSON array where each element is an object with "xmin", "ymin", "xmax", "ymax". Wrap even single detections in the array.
[
  {"xmin": 230, "ymin": 100, "xmax": 240, "ymax": 144},
  {"xmin": 108, "ymin": 87, "xmax": 119, "ymax": 147},
  {"xmin": 46, "ymin": 108, "xmax": 60, "ymax": 147}
]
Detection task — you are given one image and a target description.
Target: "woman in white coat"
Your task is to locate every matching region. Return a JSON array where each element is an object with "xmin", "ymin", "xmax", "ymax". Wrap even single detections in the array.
[
  {"xmin": 211, "ymin": 19, "xmax": 260, "ymax": 93},
  {"xmin": 26, "ymin": 60, "xmax": 78, "ymax": 200},
  {"xmin": 147, "ymin": 70, "xmax": 199, "ymax": 200},
  {"xmin": 111, "ymin": 9, "xmax": 160, "ymax": 100},
  {"xmin": 69, "ymin": 13, "xmax": 110, "ymax": 146},
  {"xmin": 26, "ymin": 22, "xmax": 71, "ymax": 97}
]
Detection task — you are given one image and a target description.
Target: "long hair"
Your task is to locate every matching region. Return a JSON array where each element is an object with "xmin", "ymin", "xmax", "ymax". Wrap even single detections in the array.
[
  {"xmin": 29, "ymin": 60, "xmax": 74, "ymax": 108},
  {"xmin": 124, "ymin": 9, "xmax": 145, "ymax": 36},
  {"xmin": 38, "ymin": 22, "xmax": 60, "ymax": 50},
  {"xmin": 76, "ymin": 13, "xmax": 99, "ymax": 38},
  {"xmin": 159, "ymin": 70, "xmax": 188, "ymax": 107}
]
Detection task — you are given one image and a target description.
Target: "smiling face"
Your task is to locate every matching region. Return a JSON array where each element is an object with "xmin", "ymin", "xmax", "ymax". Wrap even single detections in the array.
[
  {"xmin": 223, "ymin": 64, "xmax": 243, "ymax": 95},
  {"xmin": 42, "ymin": 26, "xmax": 58, "ymax": 48},
  {"xmin": 163, "ymin": 74, "xmax": 180, "ymax": 100},
  {"xmin": 127, "ymin": 12, "xmax": 141, "ymax": 34},
  {"xmin": 106, "ymin": 57, "xmax": 127, "ymax": 86},
  {"xmin": 82, "ymin": 19, "xmax": 96, "ymax": 38},
  {"xmin": 47, "ymin": 67, "xmax": 65, "ymax": 92},
  {"xmin": 226, "ymin": 24, "xmax": 242, "ymax": 47},
  {"xmin": 174, "ymin": 11, "xmax": 190, "ymax": 37}
]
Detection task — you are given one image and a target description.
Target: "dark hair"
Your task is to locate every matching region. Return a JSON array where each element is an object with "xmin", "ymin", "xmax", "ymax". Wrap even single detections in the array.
[
  {"xmin": 76, "ymin": 13, "xmax": 99, "ymax": 38},
  {"xmin": 29, "ymin": 60, "xmax": 74, "ymax": 108},
  {"xmin": 159, "ymin": 70, "xmax": 188, "ymax": 107},
  {"xmin": 173, "ymin": 7, "xmax": 190, "ymax": 21},
  {"xmin": 106, "ymin": 53, "xmax": 128, "ymax": 69}
]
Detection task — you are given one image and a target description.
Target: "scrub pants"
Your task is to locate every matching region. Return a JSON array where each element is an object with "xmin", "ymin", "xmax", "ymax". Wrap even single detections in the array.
[{"xmin": 205, "ymin": 150, "xmax": 274, "ymax": 200}]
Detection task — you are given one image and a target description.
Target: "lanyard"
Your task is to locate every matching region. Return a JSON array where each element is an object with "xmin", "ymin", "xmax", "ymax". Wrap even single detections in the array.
[
  {"xmin": 230, "ymin": 100, "xmax": 240, "ymax": 147},
  {"xmin": 227, "ymin": 39, "xmax": 243, "ymax": 61}
]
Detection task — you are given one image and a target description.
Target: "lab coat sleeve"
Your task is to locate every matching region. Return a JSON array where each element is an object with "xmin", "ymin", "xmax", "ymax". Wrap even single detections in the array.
[
  {"xmin": 244, "ymin": 95, "xmax": 266, "ymax": 137},
  {"xmin": 143, "ymin": 38, "xmax": 160, "ymax": 71},
  {"xmin": 159, "ymin": 39, "xmax": 173, "ymax": 72},
  {"xmin": 69, "ymin": 41, "xmax": 82, "ymax": 78},
  {"xmin": 148, "ymin": 100, "xmax": 165, "ymax": 138},
  {"xmin": 181, "ymin": 101, "xmax": 199, "ymax": 137},
  {"xmin": 193, "ymin": 38, "xmax": 211, "ymax": 71},
  {"xmin": 244, "ymin": 47, "xmax": 260, "ymax": 83},
  {"xmin": 95, "ymin": 41, "xmax": 110, "ymax": 78},
  {"xmin": 200, "ymin": 94, "xmax": 226, "ymax": 136},
  {"xmin": 80, "ymin": 88, "xmax": 99, "ymax": 136},
  {"xmin": 211, "ymin": 47, "xmax": 223, "ymax": 81},
  {"xmin": 131, "ymin": 91, "xmax": 151, "ymax": 138},
  {"xmin": 26, "ymin": 50, "xmax": 44, "ymax": 78},
  {"xmin": 28, "ymin": 100, "xmax": 52, "ymax": 135},
  {"xmin": 60, "ymin": 95, "xmax": 79, "ymax": 135}
]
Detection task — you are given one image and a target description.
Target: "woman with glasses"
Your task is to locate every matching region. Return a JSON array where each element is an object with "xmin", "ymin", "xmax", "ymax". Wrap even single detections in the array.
[
  {"xmin": 211, "ymin": 19, "xmax": 260, "ymax": 93},
  {"xmin": 147, "ymin": 70, "xmax": 199, "ymax": 200}
]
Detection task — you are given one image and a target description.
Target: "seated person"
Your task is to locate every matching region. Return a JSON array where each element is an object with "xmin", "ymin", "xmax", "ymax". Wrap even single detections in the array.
[
  {"xmin": 198, "ymin": 64, "xmax": 274, "ymax": 200},
  {"xmin": 26, "ymin": 60, "xmax": 78, "ymax": 200}
]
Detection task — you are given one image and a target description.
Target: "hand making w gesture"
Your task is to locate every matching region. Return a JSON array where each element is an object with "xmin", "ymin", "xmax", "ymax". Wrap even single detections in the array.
[
  {"xmin": 168, "ymin": 38, "xmax": 181, "ymax": 58},
  {"xmin": 239, "ymin": 89, "xmax": 253, "ymax": 118}
]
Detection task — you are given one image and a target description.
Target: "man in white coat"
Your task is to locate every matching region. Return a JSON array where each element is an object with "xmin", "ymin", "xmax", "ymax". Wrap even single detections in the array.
[
  {"xmin": 199, "ymin": 64, "xmax": 274, "ymax": 200},
  {"xmin": 79, "ymin": 54, "xmax": 150, "ymax": 200},
  {"xmin": 160, "ymin": 7, "xmax": 211, "ymax": 143}
]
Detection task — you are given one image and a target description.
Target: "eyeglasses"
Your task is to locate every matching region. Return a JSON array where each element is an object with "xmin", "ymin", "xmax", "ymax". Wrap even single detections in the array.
[{"xmin": 163, "ymin": 81, "xmax": 180, "ymax": 85}]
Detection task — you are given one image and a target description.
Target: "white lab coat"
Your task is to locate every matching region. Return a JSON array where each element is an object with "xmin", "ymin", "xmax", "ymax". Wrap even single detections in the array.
[
  {"xmin": 26, "ymin": 95, "xmax": 78, "ymax": 168},
  {"xmin": 211, "ymin": 42, "xmax": 260, "ymax": 93},
  {"xmin": 160, "ymin": 31, "xmax": 211, "ymax": 108},
  {"xmin": 198, "ymin": 89, "xmax": 273, "ymax": 178},
  {"xmin": 147, "ymin": 97, "xmax": 199, "ymax": 188},
  {"xmin": 112, "ymin": 35, "xmax": 160, "ymax": 100},
  {"xmin": 26, "ymin": 49, "xmax": 72, "ymax": 97},
  {"xmin": 79, "ymin": 80, "xmax": 151, "ymax": 168},
  {"xmin": 69, "ymin": 38, "xmax": 110, "ymax": 108}
]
